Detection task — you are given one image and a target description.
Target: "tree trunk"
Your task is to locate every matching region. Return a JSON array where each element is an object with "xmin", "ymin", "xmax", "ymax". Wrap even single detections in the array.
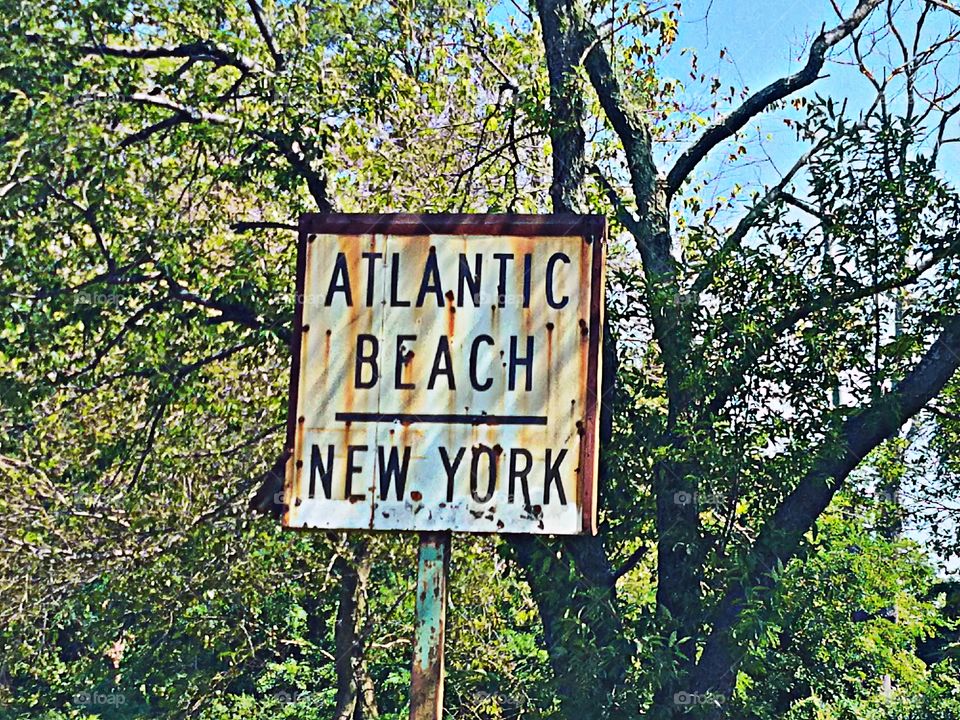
[{"xmin": 332, "ymin": 538, "xmax": 379, "ymax": 720}]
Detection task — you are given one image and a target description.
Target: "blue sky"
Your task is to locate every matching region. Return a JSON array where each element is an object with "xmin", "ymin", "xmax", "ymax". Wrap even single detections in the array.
[
  {"xmin": 662, "ymin": 0, "xmax": 843, "ymax": 88},
  {"xmin": 655, "ymin": 0, "xmax": 960, "ymax": 191}
]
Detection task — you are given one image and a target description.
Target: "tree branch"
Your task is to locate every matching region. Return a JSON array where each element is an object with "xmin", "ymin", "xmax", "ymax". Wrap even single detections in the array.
[
  {"xmin": 77, "ymin": 40, "xmax": 268, "ymax": 76},
  {"xmin": 689, "ymin": 140, "xmax": 823, "ymax": 297},
  {"xmin": 129, "ymin": 92, "xmax": 235, "ymax": 125},
  {"xmin": 665, "ymin": 0, "xmax": 883, "ymax": 198},
  {"xmin": 231, "ymin": 220, "xmax": 298, "ymax": 233},
  {"xmin": 246, "ymin": 0, "xmax": 285, "ymax": 71},
  {"xmin": 592, "ymin": 165, "xmax": 645, "ymax": 239},
  {"xmin": 569, "ymin": 12, "xmax": 695, "ymax": 422},
  {"xmin": 60, "ymin": 299, "xmax": 170, "ymax": 383},
  {"xmin": 705, "ymin": 238, "xmax": 960, "ymax": 416},
  {"xmin": 926, "ymin": 0, "xmax": 960, "ymax": 18},
  {"xmin": 119, "ymin": 115, "xmax": 188, "ymax": 147},
  {"xmin": 164, "ymin": 276, "xmax": 291, "ymax": 344},
  {"xmin": 258, "ymin": 131, "xmax": 334, "ymax": 213}
]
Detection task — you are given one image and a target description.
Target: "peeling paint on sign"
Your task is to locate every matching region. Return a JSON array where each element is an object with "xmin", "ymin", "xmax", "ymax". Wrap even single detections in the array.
[{"xmin": 283, "ymin": 214, "xmax": 605, "ymax": 535}]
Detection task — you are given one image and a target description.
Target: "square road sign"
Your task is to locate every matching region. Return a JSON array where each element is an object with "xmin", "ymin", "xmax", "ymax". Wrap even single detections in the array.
[{"xmin": 283, "ymin": 213, "xmax": 606, "ymax": 535}]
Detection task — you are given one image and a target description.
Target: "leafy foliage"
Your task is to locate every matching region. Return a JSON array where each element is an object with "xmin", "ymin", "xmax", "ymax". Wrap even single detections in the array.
[{"xmin": 1, "ymin": 0, "xmax": 959, "ymax": 718}]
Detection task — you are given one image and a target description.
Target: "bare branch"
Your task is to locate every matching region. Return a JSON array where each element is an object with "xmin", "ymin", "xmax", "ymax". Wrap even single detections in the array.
[
  {"xmin": 129, "ymin": 92, "xmax": 235, "ymax": 125},
  {"xmin": 780, "ymin": 191, "xmax": 825, "ymax": 219},
  {"xmin": 927, "ymin": 0, "xmax": 960, "ymax": 18},
  {"xmin": 689, "ymin": 141, "xmax": 822, "ymax": 297},
  {"xmin": 665, "ymin": 0, "xmax": 884, "ymax": 198},
  {"xmin": 231, "ymin": 220, "xmax": 298, "ymax": 233},
  {"xmin": 60, "ymin": 299, "xmax": 170, "ymax": 383},
  {"xmin": 258, "ymin": 131, "xmax": 335, "ymax": 213},
  {"xmin": 126, "ymin": 341, "xmax": 259, "ymax": 488},
  {"xmin": 610, "ymin": 543, "xmax": 648, "ymax": 584},
  {"xmin": 45, "ymin": 183, "xmax": 116, "ymax": 269},
  {"xmin": 0, "ymin": 147, "xmax": 33, "ymax": 199},
  {"xmin": 77, "ymin": 40, "xmax": 269, "ymax": 76},
  {"xmin": 592, "ymin": 165, "xmax": 645, "ymax": 239},
  {"xmin": 164, "ymin": 275, "xmax": 291, "ymax": 344},
  {"xmin": 116, "ymin": 94, "xmax": 235, "ymax": 146},
  {"xmin": 119, "ymin": 115, "xmax": 187, "ymax": 147},
  {"xmin": 705, "ymin": 237, "xmax": 960, "ymax": 416},
  {"xmin": 246, "ymin": 0, "xmax": 285, "ymax": 71}
]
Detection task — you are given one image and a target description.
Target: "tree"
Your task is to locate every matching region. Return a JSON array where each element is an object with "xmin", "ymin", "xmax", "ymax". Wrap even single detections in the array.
[
  {"xmin": 524, "ymin": 0, "xmax": 960, "ymax": 715},
  {"xmin": 1, "ymin": 0, "xmax": 960, "ymax": 718}
]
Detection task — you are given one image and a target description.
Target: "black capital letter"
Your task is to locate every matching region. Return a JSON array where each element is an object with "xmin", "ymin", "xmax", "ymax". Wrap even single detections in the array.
[
  {"xmin": 355, "ymin": 335, "xmax": 379, "ymax": 389},
  {"xmin": 325, "ymin": 252, "xmax": 353, "ymax": 306},
  {"xmin": 428, "ymin": 335, "xmax": 456, "ymax": 390},
  {"xmin": 508, "ymin": 448, "xmax": 533, "ymax": 506},
  {"xmin": 458, "ymin": 254, "xmax": 482, "ymax": 307},
  {"xmin": 377, "ymin": 446, "xmax": 411, "ymax": 500},
  {"xmin": 470, "ymin": 445, "xmax": 497, "ymax": 503},
  {"xmin": 546, "ymin": 252, "xmax": 570, "ymax": 309},
  {"xmin": 345, "ymin": 445, "xmax": 368, "ymax": 499},
  {"xmin": 362, "ymin": 251, "xmax": 382, "ymax": 307},
  {"xmin": 493, "ymin": 253, "xmax": 513, "ymax": 307},
  {"xmin": 440, "ymin": 446, "xmax": 466, "ymax": 502},
  {"xmin": 389, "ymin": 253, "xmax": 411, "ymax": 307},
  {"xmin": 543, "ymin": 448, "xmax": 568, "ymax": 505},
  {"xmin": 416, "ymin": 249, "xmax": 444, "ymax": 307},
  {"xmin": 508, "ymin": 335, "xmax": 534, "ymax": 391},
  {"xmin": 309, "ymin": 444, "xmax": 334, "ymax": 499},
  {"xmin": 469, "ymin": 335, "xmax": 494, "ymax": 391},
  {"xmin": 522, "ymin": 253, "xmax": 532, "ymax": 308},
  {"xmin": 395, "ymin": 334, "xmax": 416, "ymax": 389}
]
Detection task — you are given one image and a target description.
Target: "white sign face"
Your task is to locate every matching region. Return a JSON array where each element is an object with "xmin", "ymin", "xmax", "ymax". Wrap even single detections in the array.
[{"xmin": 283, "ymin": 214, "xmax": 605, "ymax": 535}]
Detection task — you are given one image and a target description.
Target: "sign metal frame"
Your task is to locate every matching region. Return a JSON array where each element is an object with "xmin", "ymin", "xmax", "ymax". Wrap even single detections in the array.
[{"xmin": 283, "ymin": 213, "xmax": 606, "ymax": 535}]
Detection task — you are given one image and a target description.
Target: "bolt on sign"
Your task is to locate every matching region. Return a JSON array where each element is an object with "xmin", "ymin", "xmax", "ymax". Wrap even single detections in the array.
[{"xmin": 283, "ymin": 214, "xmax": 606, "ymax": 535}]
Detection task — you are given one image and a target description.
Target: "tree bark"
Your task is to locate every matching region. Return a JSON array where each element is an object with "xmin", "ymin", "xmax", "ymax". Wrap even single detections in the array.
[
  {"xmin": 332, "ymin": 539, "xmax": 379, "ymax": 720},
  {"xmin": 535, "ymin": 0, "xmax": 586, "ymax": 213}
]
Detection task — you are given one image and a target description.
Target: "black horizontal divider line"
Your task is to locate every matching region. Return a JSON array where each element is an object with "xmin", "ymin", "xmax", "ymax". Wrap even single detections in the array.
[{"xmin": 335, "ymin": 411, "xmax": 547, "ymax": 426}]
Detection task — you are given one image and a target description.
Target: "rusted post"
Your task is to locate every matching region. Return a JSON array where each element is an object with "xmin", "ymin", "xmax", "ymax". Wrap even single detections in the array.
[{"xmin": 410, "ymin": 531, "xmax": 450, "ymax": 720}]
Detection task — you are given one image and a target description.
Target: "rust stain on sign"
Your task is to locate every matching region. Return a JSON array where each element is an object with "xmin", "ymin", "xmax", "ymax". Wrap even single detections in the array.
[{"xmin": 283, "ymin": 213, "xmax": 606, "ymax": 535}]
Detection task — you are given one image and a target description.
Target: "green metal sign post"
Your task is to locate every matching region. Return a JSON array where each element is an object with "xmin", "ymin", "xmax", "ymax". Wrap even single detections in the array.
[{"xmin": 410, "ymin": 531, "xmax": 451, "ymax": 720}]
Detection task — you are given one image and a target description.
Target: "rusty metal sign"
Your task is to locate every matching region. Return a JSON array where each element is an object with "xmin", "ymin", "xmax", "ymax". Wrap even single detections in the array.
[{"xmin": 283, "ymin": 213, "xmax": 605, "ymax": 535}]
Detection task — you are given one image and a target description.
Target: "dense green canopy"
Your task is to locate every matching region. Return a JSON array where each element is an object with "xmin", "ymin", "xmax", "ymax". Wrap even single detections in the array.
[{"xmin": 1, "ymin": 0, "xmax": 959, "ymax": 718}]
